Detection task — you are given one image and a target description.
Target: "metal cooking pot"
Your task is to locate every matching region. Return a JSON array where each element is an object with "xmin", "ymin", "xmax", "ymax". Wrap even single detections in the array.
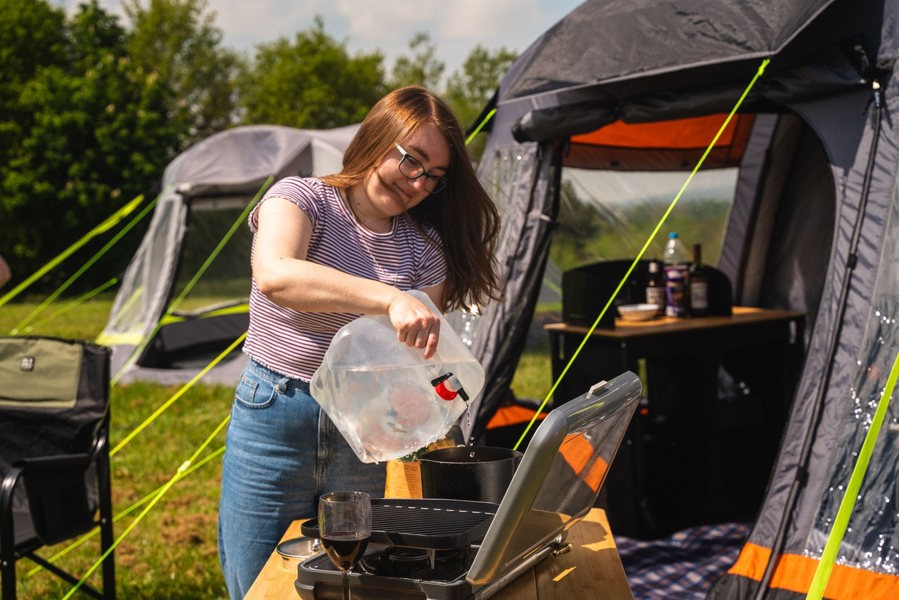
[{"xmin": 418, "ymin": 446, "xmax": 522, "ymax": 504}]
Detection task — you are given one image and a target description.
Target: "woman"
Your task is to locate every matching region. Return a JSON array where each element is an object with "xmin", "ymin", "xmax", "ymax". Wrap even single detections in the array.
[{"xmin": 217, "ymin": 86, "xmax": 501, "ymax": 598}]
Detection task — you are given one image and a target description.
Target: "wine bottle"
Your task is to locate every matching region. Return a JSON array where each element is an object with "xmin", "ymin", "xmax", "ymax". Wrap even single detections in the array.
[
  {"xmin": 645, "ymin": 260, "xmax": 666, "ymax": 316},
  {"xmin": 689, "ymin": 243, "xmax": 709, "ymax": 317}
]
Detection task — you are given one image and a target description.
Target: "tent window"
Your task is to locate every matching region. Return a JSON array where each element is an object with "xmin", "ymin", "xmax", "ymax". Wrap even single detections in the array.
[
  {"xmin": 171, "ymin": 199, "xmax": 253, "ymax": 312},
  {"xmin": 552, "ymin": 167, "xmax": 738, "ymax": 273}
]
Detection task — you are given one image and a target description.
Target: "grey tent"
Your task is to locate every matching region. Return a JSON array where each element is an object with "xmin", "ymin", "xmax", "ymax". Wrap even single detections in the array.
[
  {"xmin": 467, "ymin": 0, "xmax": 899, "ymax": 597},
  {"xmin": 98, "ymin": 124, "xmax": 358, "ymax": 385}
]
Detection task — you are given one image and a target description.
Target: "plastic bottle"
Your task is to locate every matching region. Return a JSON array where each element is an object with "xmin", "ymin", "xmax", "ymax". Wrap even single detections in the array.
[
  {"xmin": 645, "ymin": 260, "xmax": 666, "ymax": 316},
  {"xmin": 663, "ymin": 232, "xmax": 690, "ymax": 317},
  {"xmin": 688, "ymin": 243, "xmax": 709, "ymax": 317}
]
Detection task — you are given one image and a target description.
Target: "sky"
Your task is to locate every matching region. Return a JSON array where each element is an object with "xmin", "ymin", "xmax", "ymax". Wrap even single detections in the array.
[{"xmin": 52, "ymin": 0, "xmax": 585, "ymax": 75}]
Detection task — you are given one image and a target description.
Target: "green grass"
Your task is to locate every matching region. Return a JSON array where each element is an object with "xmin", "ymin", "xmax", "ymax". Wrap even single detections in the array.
[
  {"xmin": 511, "ymin": 338, "xmax": 554, "ymax": 405},
  {"xmin": 1, "ymin": 296, "xmax": 554, "ymax": 598}
]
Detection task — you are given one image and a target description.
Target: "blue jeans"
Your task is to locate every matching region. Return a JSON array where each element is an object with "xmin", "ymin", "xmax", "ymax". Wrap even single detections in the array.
[{"xmin": 217, "ymin": 359, "xmax": 386, "ymax": 599}]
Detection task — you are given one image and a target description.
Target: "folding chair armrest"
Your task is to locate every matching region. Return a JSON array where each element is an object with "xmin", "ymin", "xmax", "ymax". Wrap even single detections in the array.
[{"xmin": 25, "ymin": 452, "xmax": 92, "ymax": 469}]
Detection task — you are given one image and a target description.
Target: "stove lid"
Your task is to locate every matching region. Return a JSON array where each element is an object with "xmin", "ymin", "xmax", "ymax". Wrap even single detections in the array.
[{"xmin": 466, "ymin": 371, "xmax": 641, "ymax": 586}]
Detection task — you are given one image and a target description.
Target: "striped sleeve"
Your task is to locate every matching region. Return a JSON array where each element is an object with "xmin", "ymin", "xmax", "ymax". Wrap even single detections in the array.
[{"xmin": 249, "ymin": 176, "xmax": 321, "ymax": 232}]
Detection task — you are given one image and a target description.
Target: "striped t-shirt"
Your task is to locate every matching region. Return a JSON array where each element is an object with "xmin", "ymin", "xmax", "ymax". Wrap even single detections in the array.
[{"xmin": 243, "ymin": 177, "xmax": 448, "ymax": 381}]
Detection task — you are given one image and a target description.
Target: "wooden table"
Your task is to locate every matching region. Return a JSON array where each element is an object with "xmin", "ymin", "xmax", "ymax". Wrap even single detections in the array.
[
  {"xmin": 245, "ymin": 507, "xmax": 633, "ymax": 599},
  {"xmin": 545, "ymin": 307, "xmax": 805, "ymax": 537}
]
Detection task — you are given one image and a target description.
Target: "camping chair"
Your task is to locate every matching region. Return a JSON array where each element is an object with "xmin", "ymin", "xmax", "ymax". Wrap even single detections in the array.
[{"xmin": 0, "ymin": 336, "xmax": 115, "ymax": 599}]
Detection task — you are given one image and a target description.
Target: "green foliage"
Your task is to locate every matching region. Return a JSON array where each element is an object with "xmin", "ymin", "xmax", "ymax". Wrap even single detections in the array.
[
  {"xmin": 0, "ymin": 2, "xmax": 517, "ymax": 298},
  {"xmin": 124, "ymin": 0, "xmax": 242, "ymax": 145},
  {"xmin": 0, "ymin": 0, "xmax": 68, "ymax": 168},
  {"xmin": 1, "ymin": 0, "xmax": 178, "ymax": 289},
  {"xmin": 443, "ymin": 44, "xmax": 517, "ymax": 151},
  {"xmin": 390, "ymin": 32, "xmax": 445, "ymax": 90},
  {"xmin": 238, "ymin": 16, "xmax": 386, "ymax": 128}
]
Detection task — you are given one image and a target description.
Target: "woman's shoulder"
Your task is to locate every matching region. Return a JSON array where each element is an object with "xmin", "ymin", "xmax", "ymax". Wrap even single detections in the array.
[
  {"xmin": 266, "ymin": 176, "xmax": 331, "ymax": 199},
  {"xmin": 251, "ymin": 177, "xmax": 339, "ymax": 230},
  {"xmin": 264, "ymin": 177, "xmax": 343, "ymax": 211}
]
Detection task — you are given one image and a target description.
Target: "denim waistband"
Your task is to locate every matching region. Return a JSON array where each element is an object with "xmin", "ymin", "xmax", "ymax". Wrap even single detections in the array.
[{"xmin": 244, "ymin": 358, "xmax": 311, "ymax": 392}]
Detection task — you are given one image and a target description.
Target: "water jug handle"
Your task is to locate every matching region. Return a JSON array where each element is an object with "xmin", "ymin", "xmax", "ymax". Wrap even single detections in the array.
[{"xmin": 587, "ymin": 380, "xmax": 609, "ymax": 398}]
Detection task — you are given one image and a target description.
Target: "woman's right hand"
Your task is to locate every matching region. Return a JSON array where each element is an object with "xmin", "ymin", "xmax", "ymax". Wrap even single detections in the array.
[{"xmin": 387, "ymin": 292, "xmax": 441, "ymax": 359}]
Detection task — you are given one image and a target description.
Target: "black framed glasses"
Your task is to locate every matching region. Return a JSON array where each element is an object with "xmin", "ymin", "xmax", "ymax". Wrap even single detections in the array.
[{"xmin": 394, "ymin": 143, "xmax": 448, "ymax": 194}]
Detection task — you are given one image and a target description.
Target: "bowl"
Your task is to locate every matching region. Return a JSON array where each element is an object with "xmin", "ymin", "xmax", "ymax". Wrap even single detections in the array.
[
  {"xmin": 617, "ymin": 303, "xmax": 660, "ymax": 321},
  {"xmin": 276, "ymin": 536, "xmax": 320, "ymax": 573}
]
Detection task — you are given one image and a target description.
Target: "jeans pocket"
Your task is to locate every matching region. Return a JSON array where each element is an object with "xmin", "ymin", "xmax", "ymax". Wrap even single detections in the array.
[{"xmin": 234, "ymin": 373, "xmax": 277, "ymax": 409}]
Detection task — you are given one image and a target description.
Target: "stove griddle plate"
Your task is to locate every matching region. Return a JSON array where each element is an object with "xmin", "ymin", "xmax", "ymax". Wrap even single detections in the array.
[{"xmin": 301, "ymin": 498, "xmax": 498, "ymax": 550}]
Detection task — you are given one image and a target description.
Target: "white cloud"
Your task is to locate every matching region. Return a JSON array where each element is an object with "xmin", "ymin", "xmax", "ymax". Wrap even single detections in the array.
[
  {"xmin": 332, "ymin": 0, "xmax": 576, "ymax": 71},
  {"xmin": 51, "ymin": 0, "xmax": 583, "ymax": 73}
]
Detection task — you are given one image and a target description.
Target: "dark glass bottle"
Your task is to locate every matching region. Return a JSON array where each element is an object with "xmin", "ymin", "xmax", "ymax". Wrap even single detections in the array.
[
  {"xmin": 645, "ymin": 260, "xmax": 666, "ymax": 316},
  {"xmin": 689, "ymin": 243, "xmax": 709, "ymax": 316}
]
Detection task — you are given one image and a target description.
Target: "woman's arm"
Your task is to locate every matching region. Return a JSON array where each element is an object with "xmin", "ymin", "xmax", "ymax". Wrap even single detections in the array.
[
  {"xmin": 0, "ymin": 254, "xmax": 10, "ymax": 289},
  {"xmin": 252, "ymin": 197, "xmax": 443, "ymax": 357}
]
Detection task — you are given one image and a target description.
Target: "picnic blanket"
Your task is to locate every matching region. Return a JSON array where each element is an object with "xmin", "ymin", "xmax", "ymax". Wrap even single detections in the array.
[{"xmin": 616, "ymin": 522, "xmax": 751, "ymax": 599}]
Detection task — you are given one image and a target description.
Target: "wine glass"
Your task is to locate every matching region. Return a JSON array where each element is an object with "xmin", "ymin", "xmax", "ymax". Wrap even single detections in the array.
[{"xmin": 318, "ymin": 491, "xmax": 372, "ymax": 600}]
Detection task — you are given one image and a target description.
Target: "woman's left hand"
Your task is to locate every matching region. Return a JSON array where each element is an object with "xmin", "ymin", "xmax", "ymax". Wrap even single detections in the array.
[{"xmin": 387, "ymin": 292, "xmax": 441, "ymax": 359}]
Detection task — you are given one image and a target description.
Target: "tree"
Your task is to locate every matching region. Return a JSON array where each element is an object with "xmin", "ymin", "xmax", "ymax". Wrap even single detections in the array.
[
  {"xmin": 237, "ymin": 16, "xmax": 386, "ymax": 128},
  {"xmin": 443, "ymin": 45, "xmax": 517, "ymax": 158},
  {"xmin": 390, "ymin": 32, "xmax": 445, "ymax": 90},
  {"xmin": 1, "ymin": 0, "xmax": 177, "ymax": 289},
  {"xmin": 124, "ymin": 0, "xmax": 241, "ymax": 148},
  {"xmin": 0, "ymin": 0, "xmax": 68, "ymax": 176}
]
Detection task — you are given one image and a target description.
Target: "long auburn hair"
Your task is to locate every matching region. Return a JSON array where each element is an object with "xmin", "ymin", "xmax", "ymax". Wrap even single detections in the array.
[{"xmin": 322, "ymin": 86, "xmax": 501, "ymax": 312}]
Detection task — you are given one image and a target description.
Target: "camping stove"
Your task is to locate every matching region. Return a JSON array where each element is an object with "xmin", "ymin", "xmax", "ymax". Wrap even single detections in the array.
[
  {"xmin": 294, "ymin": 498, "xmax": 498, "ymax": 600},
  {"xmin": 294, "ymin": 373, "xmax": 644, "ymax": 599}
]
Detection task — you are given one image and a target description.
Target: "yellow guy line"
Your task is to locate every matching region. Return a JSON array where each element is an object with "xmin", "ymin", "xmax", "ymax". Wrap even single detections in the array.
[
  {"xmin": 110, "ymin": 332, "xmax": 245, "ymax": 456},
  {"xmin": 0, "ymin": 194, "xmax": 149, "ymax": 311},
  {"xmin": 63, "ymin": 418, "xmax": 231, "ymax": 599},
  {"xmin": 512, "ymin": 58, "xmax": 771, "ymax": 451},
  {"xmin": 22, "ymin": 277, "xmax": 119, "ymax": 333},
  {"xmin": 465, "ymin": 108, "xmax": 497, "ymax": 146}
]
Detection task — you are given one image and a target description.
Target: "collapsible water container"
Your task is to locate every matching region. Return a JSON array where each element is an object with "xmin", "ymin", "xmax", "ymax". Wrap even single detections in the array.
[{"xmin": 310, "ymin": 290, "xmax": 485, "ymax": 463}]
